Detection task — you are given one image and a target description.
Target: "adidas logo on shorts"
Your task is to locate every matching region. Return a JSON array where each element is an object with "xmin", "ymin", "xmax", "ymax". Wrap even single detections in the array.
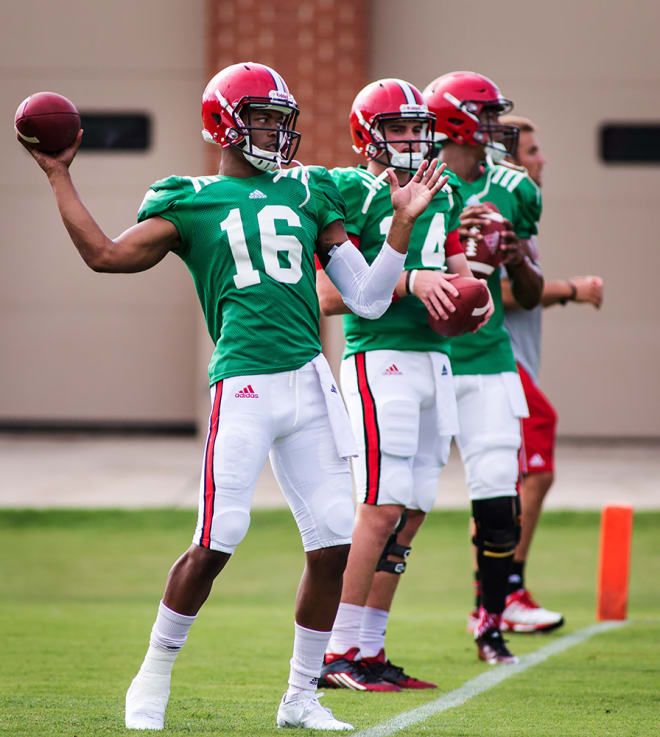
[
  {"xmin": 383, "ymin": 364, "xmax": 402, "ymax": 375},
  {"xmin": 249, "ymin": 189, "xmax": 267, "ymax": 199},
  {"xmin": 235, "ymin": 385, "xmax": 259, "ymax": 398},
  {"xmin": 529, "ymin": 453, "xmax": 545, "ymax": 467}
]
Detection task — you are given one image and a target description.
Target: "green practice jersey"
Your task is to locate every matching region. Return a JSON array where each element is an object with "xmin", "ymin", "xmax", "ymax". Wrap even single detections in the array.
[
  {"xmin": 138, "ymin": 166, "xmax": 345, "ymax": 385},
  {"xmin": 330, "ymin": 166, "xmax": 464, "ymax": 358},
  {"xmin": 450, "ymin": 162, "xmax": 542, "ymax": 375}
]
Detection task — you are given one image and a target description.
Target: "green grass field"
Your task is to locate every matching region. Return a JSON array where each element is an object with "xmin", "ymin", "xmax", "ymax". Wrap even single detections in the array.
[{"xmin": 1, "ymin": 508, "xmax": 658, "ymax": 737}]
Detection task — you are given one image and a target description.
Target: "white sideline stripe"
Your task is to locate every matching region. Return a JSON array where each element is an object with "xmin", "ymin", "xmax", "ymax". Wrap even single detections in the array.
[{"xmin": 352, "ymin": 621, "xmax": 626, "ymax": 737}]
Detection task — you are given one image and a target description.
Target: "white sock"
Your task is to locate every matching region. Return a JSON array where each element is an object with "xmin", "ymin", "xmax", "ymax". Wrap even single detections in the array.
[
  {"xmin": 285, "ymin": 623, "xmax": 331, "ymax": 699},
  {"xmin": 359, "ymin": 606, "xmax": 389, "ymax": 658},
  {"xmin": 326, "ymin": 602, "xmax": 364, "ymax": 656},
  {"xmin": 138, "ymin": 600, "xmax": 197, "ymax": 677}
]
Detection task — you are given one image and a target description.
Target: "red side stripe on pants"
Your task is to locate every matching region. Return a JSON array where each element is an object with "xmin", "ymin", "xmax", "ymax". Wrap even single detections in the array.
[
  {"xmin": 201, "ymin": 381, "xmax": 223, "ymax": 548},
  {"xmin": 355, "ymin": 353, "xmax": 381, "ymax": 504}
]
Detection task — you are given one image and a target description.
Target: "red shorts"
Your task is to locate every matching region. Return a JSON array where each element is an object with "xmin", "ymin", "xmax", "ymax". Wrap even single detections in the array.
[{"xmin": 517, "ymin": 362, "xmax": 557, "ymax": 475}]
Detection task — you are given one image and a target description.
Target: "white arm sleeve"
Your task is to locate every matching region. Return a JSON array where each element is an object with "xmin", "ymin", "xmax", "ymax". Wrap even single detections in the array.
[{"xmin": 324, "ymin": 240, "xmax": 406, "ymax": 319}]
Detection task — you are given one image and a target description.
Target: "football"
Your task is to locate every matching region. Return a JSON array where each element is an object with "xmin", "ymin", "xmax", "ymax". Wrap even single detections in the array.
[
  {"xmin": 463, "ymin": 201, "xmax": 506, "ymax": 279},
  {"xmin": 428, "ymin": 276, "xmax": 490, "ymax": 337},
  {"xmin": 14, "ymin": 91, "xmax": 81, "ymax": 153}
]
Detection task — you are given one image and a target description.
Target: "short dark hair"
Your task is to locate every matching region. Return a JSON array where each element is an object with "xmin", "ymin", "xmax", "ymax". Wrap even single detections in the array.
[{"xmin": 500, "ymin": 115, "xmax": 536, "ymax": 133}]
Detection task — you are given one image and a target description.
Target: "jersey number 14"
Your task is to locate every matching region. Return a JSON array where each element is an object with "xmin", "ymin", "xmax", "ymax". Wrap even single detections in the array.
[{"xmin": 380, "ymin": 212, "xmax": 447, "ymax": 268}]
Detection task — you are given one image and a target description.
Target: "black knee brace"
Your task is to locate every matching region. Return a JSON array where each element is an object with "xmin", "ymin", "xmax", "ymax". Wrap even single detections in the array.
[
  {"xmin": 375, "ymin": 510, "xmax": 411, "ymax": 575},
  {"xmin": 471, "ymin": 497, "xmax": 520, "ymax": 558}
]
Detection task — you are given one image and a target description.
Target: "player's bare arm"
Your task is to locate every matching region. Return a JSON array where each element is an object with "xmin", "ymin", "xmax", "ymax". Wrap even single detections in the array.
[
  {"xmin": 541, "ymin": 275, "xmax": 603, "ymax": 309},
  {"xmin": 18, "ymin": 129, "xmax": 179, "ymax": 272},
  {"xmin": 502, "ymin": 274, "xmax": 603, "ymax": 310},
  {"xmin": 500, "ymin": 231, "xmax": 543, "ymax": 309}
]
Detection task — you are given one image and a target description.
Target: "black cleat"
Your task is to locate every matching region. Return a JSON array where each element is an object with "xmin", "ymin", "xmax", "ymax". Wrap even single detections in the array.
[
  {"xmin": 475, "ymin": 627, "xmax": 519, "ymax": 665},
  {"xmin": 319, "ymin": 647, "xmax": 401, "ymax": 691},
  {"xmin": 362, "ymin": 649, "xmax": 437, "ymax": 689}
]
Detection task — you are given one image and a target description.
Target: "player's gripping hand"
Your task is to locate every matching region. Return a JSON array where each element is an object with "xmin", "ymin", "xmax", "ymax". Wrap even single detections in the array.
[
  {"xmin": 472, "ymin": 281, "xmax": 494, "ymax": 332},
  {"xmin": 457, "ymin": 203, "xmax": 492, "ymax": 243},
  {"xmin": 570, "ymin": 275, "xmax": 604, "ymax": 309},
  {"xmin": 498, "ymin": 220, "xmax": 528, "ymax": 266},
  {"xmin": 17, "ymin": 128, "xmax": 83, "ymax": 178},
  {"xmin": 387, "ymin": 159, "xmax": 449, "ymax": 223},
  {"xmin": 411, "ymin": 270, "xmax": 460, "ymax": 321}
]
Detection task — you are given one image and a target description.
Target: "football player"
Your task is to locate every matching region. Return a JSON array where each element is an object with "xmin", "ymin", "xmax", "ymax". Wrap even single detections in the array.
[
  {"xmin": 18, "ymin": 62, "xmax": 448, "ymax": 731},
  {"xmin": 315, "ymin": 78, "xmax": 492, "ymax": 690},
  {"xmin": 496, "ymin": 114, "xmax": 603, "ymax": 632},
  {"xmin": 423, "ymin": 72, "xmax": 544, "ymax": 664}
]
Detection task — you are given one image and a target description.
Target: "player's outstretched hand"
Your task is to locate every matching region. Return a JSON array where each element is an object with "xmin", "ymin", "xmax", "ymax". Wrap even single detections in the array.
[
  {"xmin": 387, "ymin": 159, "xmax": 449, "ymax": 222},
  {"xmin": 410, "ymin": 270, "xmax": 460, "ymax": 321},
  {"xmin": 571, "ymin": 275, "xmax": 604, "ymax": 309},
  {"xmin": 17, "ymin": 128, "xmax": 83, "ymax": 177}
]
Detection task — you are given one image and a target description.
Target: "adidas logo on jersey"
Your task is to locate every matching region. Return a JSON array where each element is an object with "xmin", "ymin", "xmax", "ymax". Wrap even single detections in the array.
[
  {"xmin": 235, "ymin": 385, "xmax": 259, "ymax": 398},
  {"xmin": 528, "ymin": 453, "xmax": 546, "ymax": 467},
  {"xmin": 249, "ymin": 189, "xmax": 267, "ymax": 199},
  {"xmin": 330, "ymin": 384, "xmax": 338, "ymax": 393},
  {"xmin": 441, "ymin": 365, "xmax": 448, "ymax": 376},
  {"xmin": 383, "ymin": 364, "xmax": 402, "ymax": 375}
]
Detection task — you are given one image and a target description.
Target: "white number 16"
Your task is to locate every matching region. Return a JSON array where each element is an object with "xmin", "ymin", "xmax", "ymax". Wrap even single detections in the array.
[{"xmin": 220, "ymin": 205, "xmax": 304, "ymax": 288}]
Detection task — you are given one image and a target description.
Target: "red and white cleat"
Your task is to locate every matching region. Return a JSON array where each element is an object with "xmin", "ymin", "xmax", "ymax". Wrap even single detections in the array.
[
  {"xmin": 467, "ymin": 607, "xmax": 480, "ymax": 634},
  {"xmin": 501, "ymin": 589, "xmax": 564, "ymax": 633}
]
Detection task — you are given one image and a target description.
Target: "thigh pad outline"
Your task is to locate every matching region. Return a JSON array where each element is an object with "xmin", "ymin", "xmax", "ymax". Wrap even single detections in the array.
[{"xmin": 377, "ymin": 397, "xmax": 420, "ymax": 458}]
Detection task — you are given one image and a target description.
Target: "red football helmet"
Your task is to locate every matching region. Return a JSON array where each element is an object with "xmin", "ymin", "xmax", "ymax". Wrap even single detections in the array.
[
  {"xmin": 201, "ymin": 62, "xmax": 301, "ymax": 171},
  {"xmin": 350, "ymin": 78, "xmax": 435, "ymax": 171},
  {"xmin": 422, "ymin": 72, "xmax": 518, "ymax": 162}
]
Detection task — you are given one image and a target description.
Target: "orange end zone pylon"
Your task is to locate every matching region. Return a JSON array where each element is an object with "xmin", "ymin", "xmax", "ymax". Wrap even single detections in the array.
[{"xmin": 596, "ymin": 503, "xmax": 634, "ymax": 620}]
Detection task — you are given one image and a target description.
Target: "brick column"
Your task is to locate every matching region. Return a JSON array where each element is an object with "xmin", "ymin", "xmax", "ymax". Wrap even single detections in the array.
[{"xmin": 205, "ymin": 0, "xmax": 368, "ymax": 172}]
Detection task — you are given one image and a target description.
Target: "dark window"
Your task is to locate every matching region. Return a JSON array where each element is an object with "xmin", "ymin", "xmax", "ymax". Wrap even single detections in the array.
[
  {"xmin": 78, "ymin": 113, "xmax": 151, "ymax": 151},
  {"xmin": 600, "ymin": 124, "xmax": 660, "ymax": 163}
]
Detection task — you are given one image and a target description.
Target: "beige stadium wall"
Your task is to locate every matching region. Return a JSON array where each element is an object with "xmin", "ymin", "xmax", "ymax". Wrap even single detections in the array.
[
  {"xmin": 365, "ymin": 0, "xmax": 660, "ymax": 438},
  {"xmin": 1, "ymin": 0, "xmax": 205, "ymax": 427},
  {"xmin": 3, "ymin": 1, "xmax": 658, "ymax": 438}
]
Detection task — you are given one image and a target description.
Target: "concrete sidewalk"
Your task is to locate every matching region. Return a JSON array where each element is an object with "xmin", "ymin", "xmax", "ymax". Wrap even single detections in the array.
[{"xmin": 1, "ymin": 433, "xmax": 658, "ymax": 510}]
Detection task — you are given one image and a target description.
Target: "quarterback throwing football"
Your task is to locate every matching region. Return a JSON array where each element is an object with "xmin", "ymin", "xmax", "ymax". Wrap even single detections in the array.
[{"xmin": 19, "ymin": 62, "xmax": 448, "ymax": 731}]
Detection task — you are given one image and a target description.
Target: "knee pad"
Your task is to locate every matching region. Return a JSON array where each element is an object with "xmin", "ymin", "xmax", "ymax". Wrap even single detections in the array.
[
  {"xmin": 376, "ymin": 510, "xmax": 411, "ymax": 575},
  {"xmin": 316, "ymin": 493, "xmax": 355, "ymax": 541},
  {"xmin": 465, "ymin": 440, "xmax": 520, "ymax": 498},
  {"xmin": 471, "ymin": 496, "xmax": 520, "ymax": 558},
  {"xmin": 212, "ymin": 506, "xmax": 251, "ymax": 549}
]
